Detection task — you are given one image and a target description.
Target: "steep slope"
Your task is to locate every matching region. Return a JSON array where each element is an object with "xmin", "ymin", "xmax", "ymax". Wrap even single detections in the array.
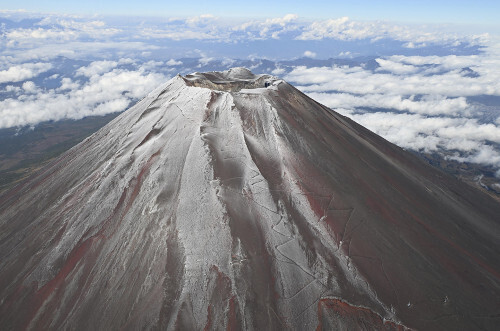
[{"xmin": 0, "ymin": 68, "xmax": 499, "ymax": 330}]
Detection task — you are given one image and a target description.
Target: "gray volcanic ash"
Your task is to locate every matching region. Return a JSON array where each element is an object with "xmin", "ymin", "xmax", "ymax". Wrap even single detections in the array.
[{"xmin": 0, "ymin": 68, "xmax": 499, "ymax": 330}]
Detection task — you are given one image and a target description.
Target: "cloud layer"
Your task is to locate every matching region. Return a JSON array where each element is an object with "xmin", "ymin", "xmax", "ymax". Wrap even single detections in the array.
[
  {"xmin": 283, "ymin": 49, "xmax": 500, "ymax": 173},
  {"xmin": 0, "ymin": 61, "xmax": 167, "ymax": 128},
  {"xmin": 0, "ymin": 63, "xmax": 52, "ymax": 83},
  {"xmin": 1, "ymin": 11, "xmax": 499, "ymax": 178},
  {"xmin": 0, "ymin": 12, "xmax": 487, "ymax": 62}
]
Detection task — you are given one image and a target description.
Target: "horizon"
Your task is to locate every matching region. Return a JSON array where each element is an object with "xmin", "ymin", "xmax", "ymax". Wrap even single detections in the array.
[
  {"xmin": 1, "ymin": 0, "xmax": 500, "ymax": 28},
  {"xmin": 1, "ymin": 4, "xmax": 500, "ymax": 188}
]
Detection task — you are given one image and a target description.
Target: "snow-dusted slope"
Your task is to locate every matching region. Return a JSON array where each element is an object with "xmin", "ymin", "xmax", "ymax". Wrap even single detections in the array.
[{"xmin": 0, "ymin": 68, "xmax": 499, "ymax": 330}]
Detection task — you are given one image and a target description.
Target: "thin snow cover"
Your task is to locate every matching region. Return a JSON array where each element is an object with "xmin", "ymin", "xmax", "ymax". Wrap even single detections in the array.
[
  {"xmin": 0, "ymin": 69, "xmax": 385, "ymax": 328},
  {"xmin": 1, "ymin": 68, "xmax": 498, "ymax": 330}
]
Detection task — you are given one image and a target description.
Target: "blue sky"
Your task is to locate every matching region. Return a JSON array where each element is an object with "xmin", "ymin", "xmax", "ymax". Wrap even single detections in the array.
[{"xmin": 2, "ymin": 0, "xmax": 500, "ymax": 25}]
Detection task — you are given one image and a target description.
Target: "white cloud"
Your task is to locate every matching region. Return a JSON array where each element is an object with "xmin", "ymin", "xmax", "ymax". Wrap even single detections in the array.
[
  {"xmin": 4, "ymin": 19, "xmax": 120, "ymax": 49},
  {"xmin": 306, "ymin": 92, "xmax": 469, "ymax": 116},
  {"xmin": 4, "ymin": 85, "xmax": 21, "ymax": 93},
  {"xmin": 138, "ymin": 27, "xmax": 218, "ymax": 40},
  {"xmin": 58, "ymin": 77, "xmax": 80, "ymax": 91},
  {"xmin": 449, "ymin": 145, "xmax": 500, "ymax": 167},
  {"xmin": 195, "ymin": 51, "xmax": 215, "ymax": 66},
  {"xmin": 221, "ymin": 58, "xmax": 236, "ymax": 67},
  {"xmin": 0, "ymin": 11, "xmax": 487, "ymax": 57},
  {"xmin": 297, "ymin": 17, "xmax": 353, "ymax": 40},
  {"xmin": 22, "ymin": 81, "xmax": 37, "ymax": 93},
  {"xmin": 0, "ymin": 67, "xmax": 168, "ymax": 129},
  {"xmin": 263, "ymin": 14, "xmax": 298, "ymax": 28},
  {"xmin": 272, "ymin": 67, "xmax": 286, "ymax": 75},
  {"xmin": 6, "ymin": 28, "xmax": 79, "ymax": 43},
  {"xmin": 166, "ymin": 59, "xmax": 183, "ymax": 66},
  {"xmin": 233, "ymin": 14, "xmax": 299, "ymax": 40},
  {"xmin": 375, "ymin": 58, "xmax": 419, "ymax": 75},
  {"xmin": 387, "ymin": 55, "xmax": 478, "ymax": 70},
  {"xmin": 286, "ymin": 56, "xmax": 500, "ymax": 100},
  {"xmin": 0, "ymin": 9, "xmax": 28, "ymax": 14},
  {"xmin": 199, "ymin": 57, "xmax": 215, "ymax": 66},
  {"xmin": 303, "ymin": 51, "xmax": 316, "ymax": 58},
  {"xmin": 296, "ymin": 16, "xmax": 486, "ymax": 47},
  {"xmin": 0, "ymin": 41, "xmax": 159, "ymax": 62},
  {"xmin": 134, "ymin": 14, "xmax": 224, "ymax": 41},
  {"xmin": 185, "ymin": 14, "xmax": 217, "ymax": 26},
  {"xmin": 76, "ymin": 60, "xmax": 118, "ymax": 77},
  {"xmin": 37, "ymin": 18, "xmax": 121, "ymax": 37},
  {"xmin": 0, "ymin": 62, "xmax": 52, "ymax": 83},
  {"xmin": 343, "ymin": 112, "xmax": 500, "ymax": 164},
  {"xmin": 1, "ymin": 11, "xmax": 498, "ymax": 175},
  {"xmin": 139, "ymin": 60, "xmax": 164, "ymax": 71},
  {"xmin": 283, "ymin": 42, "xmax": 500, "ymax": 172}
]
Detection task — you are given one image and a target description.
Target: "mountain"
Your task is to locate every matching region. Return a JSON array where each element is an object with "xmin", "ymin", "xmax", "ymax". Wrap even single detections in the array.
[
  {"xmin": 0, "ymin": 113, "xmax": 121, "ymax": 194},
  {"xmin": 0, "ymin": 68, "xmax": 499, "ymax": 330}
]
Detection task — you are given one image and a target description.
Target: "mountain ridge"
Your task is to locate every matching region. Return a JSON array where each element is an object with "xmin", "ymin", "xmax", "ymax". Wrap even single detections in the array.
[{"xmin": 0, "ymin": 68, "xmax": 499, "ymax": 330}]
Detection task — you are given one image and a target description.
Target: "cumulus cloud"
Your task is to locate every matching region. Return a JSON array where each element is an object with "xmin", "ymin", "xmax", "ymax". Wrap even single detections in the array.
[
  {"xmin": 233, "ymin": 14, "xmax": 299, "ymax": 39},
  {"xmin": 185, "ymin": 14, "xmax": 217, "ymax": 26},
  {"xmin": 264, "ymin": 14, "xmax": 298, "ymax": 26},
  {"xmin": 3, "ymin": 85, "xmax": 21, "ymax": 93},
  {"xmin": 306, "ymin": 92, "xmax": 469, "ymax": 116},
  {"xmin": 449, "ymin": 145, "xmax": 500, "ymax": 168},
  {"xmin": 6, "ymin": 28, "xmax": 79, "ymax": 43},
  {"xmin": 3, "ymin": 11, "xmax": 491, "ymax": 65},
  {"xmin": 0, "ymin": 12, "xmax": 487, "ymax": 61},
  {"xmin": 136, "ymin": 14, "xmax": 224, "ymax": 41},
  {"xmin": 297, "ymin": 17, "xmax": 354, "ymax": 40},
  {"xmin": 0, "ymin": 62, "xmax": 52, "ymax": 83},
  {"xmin": 166, "ymin": 59, "xmax": 183, "ymax": 66},
  {"xmin": 303, "ymin": 51, "xmax": 316, "ymax": 58},
  {"xmin": 375, "ymin": 58, "xmax": 419, "ymax": 74},
  {"xmin": 272, "ymin": 67, "xmax": 286, "ymax": 75},
  {"xmin": 0, "ymin": 62, "xmax": 168, "ymax": 129},
  {"xmin": 37, "ymin": 17, "xmax": 121, "ymax": 37},
  {"xmin": 221, "ymin": 58, "xmax": 236, "ymax": 67},
  {"xmin": 296, "ymin": 16, "xmax": 486, "ymax": 47},
  {"xmin": 339, "ymin": 111, "xmax": 500, "ymax": 168},
  {"xmin": 283, "ymin": 45, "xmax": 500, "ymax": 173},
  {"xmin": 22, "ymin": 81, "xmax": 37, "ymax": 93},
  {"xmin": 286, "ymin": 57, "xmax": 500, "ymax": 100},
  {"xmin": 194, "ymin": 50, "xmax": 215, "ymax": 66},
  {"xmin": 4, "ymin": 19, "xmax": 120, "ymax": 49},
  {"xmin": 1, "ymin": 41, "xmax": 159, "ymax": 62},
  {"xmin": 0, "ymin": 13, "xmax": 153, "ymax": 62},
  {"xmin": 1, "ymin": 11, "xmax": 498, "ymax": 177},
  {"xmin": 76, "ymin": 60, "xmax": 119, "ymax": 77},
  {"xmin": 58, "ymin": 77, "xmax": 80, "ymax": 91}
]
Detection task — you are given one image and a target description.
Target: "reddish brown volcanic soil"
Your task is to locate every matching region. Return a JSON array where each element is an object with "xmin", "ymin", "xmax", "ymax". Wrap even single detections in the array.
[{"xmin": 0, "ymin": 68, "xmax": 499, "ymax": 330}]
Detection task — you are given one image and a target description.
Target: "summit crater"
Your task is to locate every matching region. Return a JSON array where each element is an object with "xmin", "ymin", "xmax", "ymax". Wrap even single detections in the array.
[{"xmin": 182, "ymin": 67, "xmax": 279, "ymax": 92}]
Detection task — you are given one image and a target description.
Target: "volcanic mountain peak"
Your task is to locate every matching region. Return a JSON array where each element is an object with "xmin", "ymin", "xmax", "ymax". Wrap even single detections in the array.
[
  {"xmin": 181, "ymin": 67, "xmax": 279, "ymax": 92},
  {"xmin": 0, "ymin": 69, "xmax": 499, "ymax": 330}
]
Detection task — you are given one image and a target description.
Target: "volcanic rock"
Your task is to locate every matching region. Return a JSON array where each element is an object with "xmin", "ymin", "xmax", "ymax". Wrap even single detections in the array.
[{"xmin": 0, "ymin": 68, "xmax": 499, "ymax": 330}]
